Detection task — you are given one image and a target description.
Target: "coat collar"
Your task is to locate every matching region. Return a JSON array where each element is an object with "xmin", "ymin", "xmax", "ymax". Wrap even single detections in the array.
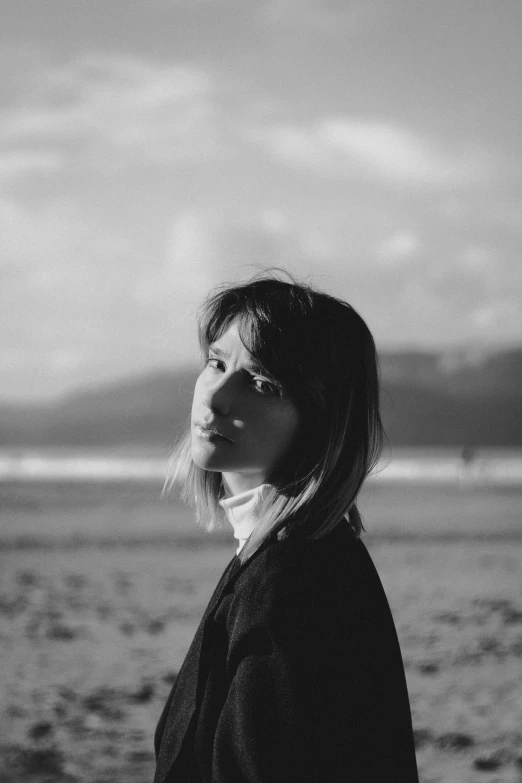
[{"xmin": 202, "ymin": 528, "xmax": 278, "ymax": 619}]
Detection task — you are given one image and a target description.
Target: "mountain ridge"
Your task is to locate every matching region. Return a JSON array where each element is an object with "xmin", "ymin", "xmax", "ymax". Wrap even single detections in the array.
[{"xmin": 1, "ymin": 348, "xmax": 520, "ymax": 446}]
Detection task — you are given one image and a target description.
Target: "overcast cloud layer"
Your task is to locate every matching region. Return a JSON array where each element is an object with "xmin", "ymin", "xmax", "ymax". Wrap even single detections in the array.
[{"xmin": 1, "ymin": 0, "xmax": 521, "ymax": 400}]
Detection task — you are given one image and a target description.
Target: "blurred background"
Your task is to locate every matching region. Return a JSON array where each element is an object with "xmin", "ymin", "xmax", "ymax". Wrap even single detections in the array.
[{"xmin": 1, "ymin": 2, "xmax": 521, "ymax": 782}]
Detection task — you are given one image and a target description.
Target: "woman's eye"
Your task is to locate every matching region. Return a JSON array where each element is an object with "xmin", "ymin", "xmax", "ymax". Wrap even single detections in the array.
[
  {"xmin": 206, "ymin": 356, "xmax": 224, "ymax": 370},
  {"xmin": 204, "ymin": 357, "xmax": 280, "ymax": 396},
  {"xmin": 252, "ymin": 377, "xmax": 278, "ymax": 395}
]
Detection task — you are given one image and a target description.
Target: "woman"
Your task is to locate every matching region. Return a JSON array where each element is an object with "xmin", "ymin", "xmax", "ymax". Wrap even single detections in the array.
[{"xmin": 154, "ymin": 273, "xmax": 419, "ymax": 783}]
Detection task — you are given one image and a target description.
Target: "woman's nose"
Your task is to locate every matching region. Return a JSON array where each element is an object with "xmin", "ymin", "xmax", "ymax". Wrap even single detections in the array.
[{"xmin": 202, "ymin": 374, "xmax": 238, "ymax": 416}]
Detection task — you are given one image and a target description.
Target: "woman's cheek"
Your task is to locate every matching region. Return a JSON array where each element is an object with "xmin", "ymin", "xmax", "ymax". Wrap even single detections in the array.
[{"xmin": 258, "ymin": 403, "xmax": 300, "ymax": 457}]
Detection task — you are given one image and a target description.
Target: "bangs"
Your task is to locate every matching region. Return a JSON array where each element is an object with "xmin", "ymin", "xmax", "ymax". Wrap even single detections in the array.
[{"xmin": 198, "ymin": 291, "xmax": 289, "ymax": 391}]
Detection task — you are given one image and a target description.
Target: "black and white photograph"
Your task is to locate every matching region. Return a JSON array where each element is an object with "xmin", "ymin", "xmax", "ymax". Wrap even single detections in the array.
[{"xmin": 1, "ymin": 2, "xmax": 521, "ymax": 782}]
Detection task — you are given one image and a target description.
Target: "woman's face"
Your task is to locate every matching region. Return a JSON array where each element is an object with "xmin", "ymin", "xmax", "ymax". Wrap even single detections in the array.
[{"xmin": 191, "ymin": 320, "xmax": 300, "ymax": 495}]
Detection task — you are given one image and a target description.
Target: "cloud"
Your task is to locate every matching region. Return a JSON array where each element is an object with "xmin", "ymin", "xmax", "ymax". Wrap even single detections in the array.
[
  {"xmin": 0, "ymin": 50, "xmax": 498, "ymax": 189},
  {"xmin": 1, "ymin": 199, "xmax": 297, "ymax": 398},
  {"xmin": 259, "ymin": 0, "xmax": 381, "ymax": 34},
  {"xmin": 374, "ymin": 231, "xmax": 421, "ymax": 266},
  {"xmin": 470, "ymin": 298, "xmax": 522, "ymax": 342},
  {"xmin": 166, "ymin": 210, "xmax": 218, "ymax": 298},
  {"xmin": 0, "ymin": 196, "xmax": 141, "ymax": 354},
  {"xmin": 49, "ymin": 349, "xmax": 83, "ymax": 372},
  {"xmin": 0, "ymin": 194, "xmax": 211, "ymax": 397},
  {"xmin": 2, "ymin": 189, "xmax": 521, "ymax": 401},
  {"xmin": 164, "ymin": 209, "xmax": 294, "ymax": 296},
  {"xmin": 250, "ymin": 118, "xmax": 493, "ymax": 187},
  {"xmin": 0, "ymin": 149, "xmax": 63, "ymax": 181},
  {"xmin": 440, "ymin": 195, "xmax": 522, "ymax": 234},
  {"xmin": 1, "ymin": 53, "xmax": 219, "ymax": 170}
]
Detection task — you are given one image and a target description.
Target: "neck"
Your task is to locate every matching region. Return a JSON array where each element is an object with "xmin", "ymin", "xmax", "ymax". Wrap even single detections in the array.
[{"xmin": 221, "ymin": 471, "xmax": 268, "ymax": 497}]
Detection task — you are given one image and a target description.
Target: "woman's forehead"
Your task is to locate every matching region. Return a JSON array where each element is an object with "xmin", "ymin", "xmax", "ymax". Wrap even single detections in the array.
[
  {"xmin": 209, "ymin": 314, "xmax": 255, "ymax": 350},
  {"xmin": 210, "ymin": 320, "xmax": 259, "ymax": 366}
]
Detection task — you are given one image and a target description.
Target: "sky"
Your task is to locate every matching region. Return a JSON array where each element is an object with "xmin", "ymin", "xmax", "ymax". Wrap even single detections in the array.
[{"xmin": 2, "ymin": 0, "xmax": 521, "ymax": 401}]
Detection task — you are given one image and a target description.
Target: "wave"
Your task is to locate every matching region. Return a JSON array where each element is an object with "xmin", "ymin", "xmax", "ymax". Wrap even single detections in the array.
[{"xmin": 1, "ymin": 448, "xmax": 521, "ymax": 485}]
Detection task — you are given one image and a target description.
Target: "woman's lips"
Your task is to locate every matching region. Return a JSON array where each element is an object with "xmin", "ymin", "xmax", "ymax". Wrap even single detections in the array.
[{"xmin": 194, "ymin": 423, "xmax": 233, "ymax": 442}]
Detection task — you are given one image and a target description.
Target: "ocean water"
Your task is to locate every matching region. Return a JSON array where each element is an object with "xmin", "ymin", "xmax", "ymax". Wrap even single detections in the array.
[{"xmin": 1, "ymin": 446, "xmax": 521, "ymax": 485}]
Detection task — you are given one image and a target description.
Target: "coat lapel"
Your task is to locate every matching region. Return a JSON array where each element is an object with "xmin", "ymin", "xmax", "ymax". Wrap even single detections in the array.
[
  {"xmin": 201, "ymin": 530, "xmax": 278, "ymax": 620},
  {"xmin": 155, "ymin": 535, "xmax": 276, "ymax": 783}
]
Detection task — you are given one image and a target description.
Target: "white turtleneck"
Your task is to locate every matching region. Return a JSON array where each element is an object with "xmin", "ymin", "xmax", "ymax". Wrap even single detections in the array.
[{"xmin": 219, "ymin": 483, "xmax": 271, "ymax": 554}]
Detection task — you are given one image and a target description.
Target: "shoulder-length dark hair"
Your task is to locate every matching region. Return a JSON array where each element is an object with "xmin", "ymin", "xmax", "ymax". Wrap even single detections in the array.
[{"xmin": 163, "ymin": 271, "xmax": 384, "ymax": 563}]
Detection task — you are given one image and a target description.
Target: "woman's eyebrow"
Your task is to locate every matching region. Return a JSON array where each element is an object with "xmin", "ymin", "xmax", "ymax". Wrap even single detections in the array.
[{"xmin": 208, "ymin": 344, "xmax": 228, "ymax": 358}]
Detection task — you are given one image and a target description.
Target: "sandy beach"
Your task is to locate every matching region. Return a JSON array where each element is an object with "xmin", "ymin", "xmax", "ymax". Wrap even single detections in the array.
[{"xmin": 1, "ymin": 478, "xmax": 521, "ymax": 783}]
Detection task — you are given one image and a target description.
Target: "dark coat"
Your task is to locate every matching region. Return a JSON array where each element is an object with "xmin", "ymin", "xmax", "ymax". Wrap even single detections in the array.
[{"xmin": 154, "ymin": 521, "xmax": 419, "ymax": 783}]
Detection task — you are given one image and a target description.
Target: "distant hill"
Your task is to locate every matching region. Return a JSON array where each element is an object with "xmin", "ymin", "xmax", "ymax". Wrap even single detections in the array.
[
  {"xmin": 0, "ymin": 367, "xmax": 199, "ymax": 448},
  {"xmin": 379, "ymin": 347, "xmax": 521, "ymax": 446},
  {"xmin": 1, "ymin": 348, "xmax": 521, "ymax": 447}
]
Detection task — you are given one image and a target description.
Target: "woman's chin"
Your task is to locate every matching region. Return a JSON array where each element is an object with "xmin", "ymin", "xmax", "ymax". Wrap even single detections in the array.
[
  {"xmin": 191, "ymin": 443, "xmax": 230, "ymax": 473},
  {"xmin": 192, "ymin": 458, "xmax": 222, "ymax": 473}
]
